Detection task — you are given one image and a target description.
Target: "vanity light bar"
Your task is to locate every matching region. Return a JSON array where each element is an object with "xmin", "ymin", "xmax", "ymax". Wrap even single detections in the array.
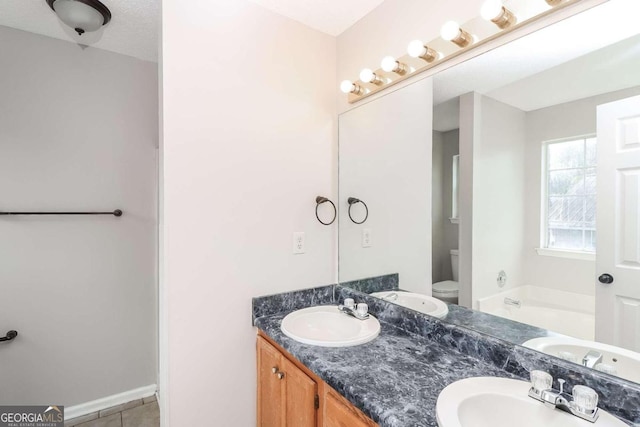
[
  {"xmin": 381, "ymin": 56, "xmax": 408, "ymax": 75},
  {"xmin": 359, "ymin": 68, "xmax": 384, "ymax": 85},
  {"xmin": 340, "ymin": 80, "xmax": 364, "ymax": 95},
  {"xmin": 340, "ymin": 0, "xmax": 581, "ymax": 103},
  {"xmin": 481, "ymin": 0, "xmax": 518, "ymax": 29},
  {"xmin": 441, "ymin": 21, "xmax": 474, "ymax": 48},
  {"xmin": 407, "ymin": 40, "xmax": 440, "ymax": 62}
]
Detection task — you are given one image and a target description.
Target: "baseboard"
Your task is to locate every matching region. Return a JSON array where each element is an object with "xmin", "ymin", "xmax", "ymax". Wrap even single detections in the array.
[{"xmin": 65, "ymin": 384, "xmax": 157, "ymax": 420}]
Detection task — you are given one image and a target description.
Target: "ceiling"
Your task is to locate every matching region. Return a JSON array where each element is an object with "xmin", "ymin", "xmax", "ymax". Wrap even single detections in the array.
[
  {"xmin": 249, "ymin": 0, "xmax": 384, "ymax": 36},
  {"xmin": 0, "ymin": 0, "xmax": 159, "ymax": 62},
  {"xmin": 0, "ymin": 0, "xmax": 382, "ymax": 62}
]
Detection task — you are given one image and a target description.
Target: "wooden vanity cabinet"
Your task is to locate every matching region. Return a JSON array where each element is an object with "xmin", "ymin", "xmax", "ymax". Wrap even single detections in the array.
[
  {"xmin": 257, "ymin": 335, "xmax": 317, "ymax": 427},
  {"xmin": 323, "ymin": 387, "xmax": 378, "ymax": 427},
  {"xmin": 257, "ymin": 332, "xmax": 378, "ymax": 427}
]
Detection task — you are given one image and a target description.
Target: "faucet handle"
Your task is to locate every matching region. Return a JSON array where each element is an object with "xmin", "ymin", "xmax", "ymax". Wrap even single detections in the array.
[
  {"xmin": 572, "ymin": 385, "xmax": 599, "ymax": 414},
  {"xmin": 530, "ymin": 370, "xmax": 553, "ymax": 394},
  {"xmin": 356, "ymin": 303, "xmax": 369, "ymax": 317},
  {"xmin": 343, "ymin": 298, "xmax": 355, "ymax": 309}
]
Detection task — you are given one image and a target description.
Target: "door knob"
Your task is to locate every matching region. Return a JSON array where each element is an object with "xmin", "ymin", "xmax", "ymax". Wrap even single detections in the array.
[{"xmin": 598, "ymin": 274, "xmax": 614, "ymax": 284}]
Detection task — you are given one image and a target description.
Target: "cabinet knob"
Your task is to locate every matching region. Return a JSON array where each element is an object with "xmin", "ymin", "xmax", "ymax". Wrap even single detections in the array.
[
  {"xmin": 276, "ymin": 372, "xmax": 285, "ymax": 380},
  {"xmin": 271, "ymin": 367, "xmax": 278, "ymax": 374}
]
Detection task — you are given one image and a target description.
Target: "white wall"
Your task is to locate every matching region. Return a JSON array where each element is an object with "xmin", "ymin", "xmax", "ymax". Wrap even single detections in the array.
[
  {"xmin": 459, "ymin": 93, "xmax": 479, "ymax": 308},
  {"xmin": 161, "ymin": 1, "xmax": 336, "ymax": 425},
  {"xmin": 0, "ymin": 26, "xmax": 158, "ymax": 406},
  {"xmin": 471, "ymin": 94, "xmax": 527, "ymax": 305},
  {"xmin": 339, "ymin": 79, "xmax": 432, "ymax": 293},
  {"xmin": 523, "ymin": 86, "xmax": 640, "ymax": 296}
]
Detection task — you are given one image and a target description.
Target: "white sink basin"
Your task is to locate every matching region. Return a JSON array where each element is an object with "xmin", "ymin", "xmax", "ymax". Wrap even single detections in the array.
[
  {"xmin": 436, "ymin": 377, "xmax": 626, "ymax": 427},
  {"xmin": 523, "ymin": 337, "xmax": 640, "ymax": 383},
  {"xmin": 371, "ymin": 291, "xmax": 449, "ymax": 319},
  {"xmin": 280, "ymin": 305, "xmax": 380, "ymax": 347}
]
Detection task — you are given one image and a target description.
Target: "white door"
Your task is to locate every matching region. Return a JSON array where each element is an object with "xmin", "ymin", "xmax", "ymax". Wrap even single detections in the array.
[{"xmin": 596, "ymin": 95, "xmax": 640, "ymax": 352}]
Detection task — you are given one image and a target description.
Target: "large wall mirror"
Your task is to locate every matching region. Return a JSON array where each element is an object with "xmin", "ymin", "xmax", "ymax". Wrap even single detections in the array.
[{"xmin": 338, "ymin": 0, "xmax": 640, "ymax": 385}]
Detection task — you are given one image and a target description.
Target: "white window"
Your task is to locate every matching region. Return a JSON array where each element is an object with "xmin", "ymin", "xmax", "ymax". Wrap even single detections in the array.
[{"xmin": 541, "ymin": 136, "xmax": 597, "ymax": 253}]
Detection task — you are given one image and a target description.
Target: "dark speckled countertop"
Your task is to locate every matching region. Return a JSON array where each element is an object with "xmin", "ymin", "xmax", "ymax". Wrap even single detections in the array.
[
  {"xmin": 253, "ymin": 285, "xmax": 640, "ymax": 426},
  {"xmin": 256, "ymin": 310, "xmax": 519, "ymax": 427}
]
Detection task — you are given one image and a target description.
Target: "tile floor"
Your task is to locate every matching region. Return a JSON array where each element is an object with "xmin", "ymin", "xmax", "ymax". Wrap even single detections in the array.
[{"xmin": 65, "ymin": 395, "xmax": 159, "ymax": 427}]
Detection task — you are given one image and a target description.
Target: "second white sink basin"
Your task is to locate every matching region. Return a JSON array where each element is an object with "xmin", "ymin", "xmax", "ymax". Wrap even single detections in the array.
[
  {"xmin": 436, "ymin": 377, "xmax": 627, "ymax": 427},
  {"xmin": 371, "ymin": 291, "xmax": 449, "ymax": 319},
  {"xmin": 280, "ymin": 305, "xmax": 380, "ymax": 347},
  {"xmin": 523, "ymin": 337, "xmax": 640, "ymax": 383}
]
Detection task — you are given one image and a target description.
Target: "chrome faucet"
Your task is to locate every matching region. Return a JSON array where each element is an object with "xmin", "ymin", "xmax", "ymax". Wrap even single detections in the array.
[
  {"xmin": 582, "ymin": 351, "xmax": 603, "ymax": 368},
  {"xmin": 528, "ymin": 370, "xmax": 600, "ymax": 423},
  {"xmin": 338, "ymin": 298, "xmax": 370, "ymax": 320}
]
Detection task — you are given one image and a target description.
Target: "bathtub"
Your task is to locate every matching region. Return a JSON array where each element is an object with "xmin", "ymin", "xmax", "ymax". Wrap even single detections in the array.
[{"xmin": 476, "ymin": 285, "xmax": 595, "ymax": 340}]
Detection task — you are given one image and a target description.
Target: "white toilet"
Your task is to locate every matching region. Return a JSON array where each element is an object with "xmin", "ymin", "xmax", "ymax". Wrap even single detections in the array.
[{"xmin": 433, "ymin": 249, "xmax": 459, "ymax": 304}]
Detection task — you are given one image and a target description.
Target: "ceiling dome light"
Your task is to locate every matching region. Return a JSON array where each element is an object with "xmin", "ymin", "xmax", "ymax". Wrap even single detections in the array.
[
  {"xmin": 46, "ymin": 0, "xmax": 112, "ymax": 35},
  {"xmin": 407, "ymin": 40, "xmax": 439, "ymax": 62},
  {"xmin": 481, "ymin": 0, "xmax": 517, "ymax": 29},
  {"xmin": 440, "ymin": 21, "xmax": 473, "ymax": 48}
]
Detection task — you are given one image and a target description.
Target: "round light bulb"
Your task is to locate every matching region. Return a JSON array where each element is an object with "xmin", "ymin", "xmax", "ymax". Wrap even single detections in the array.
[
  {"xmin": 440, "ymin": 21, "xmax": 461, "ymax": 41},
  {"xmin": 407, "ymin": 40, "xmax": 427, "ymax": 58},
  {"xmin": 340, "ymin": 80, "xmax": 355, "ymax": 94},
  {"xmin": 359, "ymin": 68, "xmax": 375, "ymax": 83},
  {"xmin": 381, "ymin": 56, "xmax": 398, "ymax": 73},
  {"xmin": 481, "ymin": 0, "xmax": 504, "ymax": 21}
]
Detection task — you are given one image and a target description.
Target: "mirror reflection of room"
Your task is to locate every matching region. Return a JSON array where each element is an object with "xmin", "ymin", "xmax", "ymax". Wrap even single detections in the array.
[{"xmin": 339, "ymin": 1, "xmax": 640, "ymax": 385}]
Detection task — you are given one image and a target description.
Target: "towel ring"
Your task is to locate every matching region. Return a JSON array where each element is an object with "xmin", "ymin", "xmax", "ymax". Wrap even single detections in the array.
[
  {"xmin": 347, "ymin": 197, "xmax": 368, "ymax": 224},
  {"xmin": 315, "ymin": 196, "xmax": 337, "ymax": 226}
]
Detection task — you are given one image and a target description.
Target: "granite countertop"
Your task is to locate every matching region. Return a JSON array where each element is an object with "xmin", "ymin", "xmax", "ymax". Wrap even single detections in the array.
[
  {"xmin": 443, "ymin": 304, "xmax": 562, "ymax": 345},
  {"xmin": 253, "ymin": 285, "xmax": 640, "ymax": 426},
  {"xmin": 255, "ymin": 310, "xmax": 518, "ymax": 427}
]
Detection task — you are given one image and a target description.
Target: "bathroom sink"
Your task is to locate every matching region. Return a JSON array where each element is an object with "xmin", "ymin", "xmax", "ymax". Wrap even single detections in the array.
[
  {"xmin": 436, "ymin": 377, "xmax": 626, "ymax": 427},
  {"xmin": 371, "ymin": 291, "xmax": 449, "ymax": 319},
  {"xmin": 523, "ymin": 337, "xmax": 640, "ymax": 383},
  {"xmin": 280, "ymin": 305, "xmax": 380, "ymax": 347}
]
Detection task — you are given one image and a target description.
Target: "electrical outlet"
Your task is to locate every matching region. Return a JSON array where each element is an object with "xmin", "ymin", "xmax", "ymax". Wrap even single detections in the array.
[
  {"xmin": 293, "ymin": 232, "xmax": 305, "ymax": 254},
  {"xmin": 362, "ymin": 228, "xmax": 372, "ymax": 248}
]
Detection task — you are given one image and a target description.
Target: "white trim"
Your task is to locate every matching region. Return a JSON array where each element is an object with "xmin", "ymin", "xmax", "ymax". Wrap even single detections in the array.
[
  {"xmin": 65, "ymin": 384, "xmax": 157, "ymax": 420},
  {"xmin": 535, "ymin": 247, "xmax": 595, "ymax": 261}
]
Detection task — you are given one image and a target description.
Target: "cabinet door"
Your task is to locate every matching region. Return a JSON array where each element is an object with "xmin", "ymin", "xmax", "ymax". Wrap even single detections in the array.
[
  {"xmin": 257, "ymin": 337, "xmax": 285, "ymax": 427},
  {"xmin": 282, "ymin": 357, "xmax": 317, "ymax": 427},
  {"xmin": 324, "ymin": 389, "xmax": 377, "ymax": 427}
]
